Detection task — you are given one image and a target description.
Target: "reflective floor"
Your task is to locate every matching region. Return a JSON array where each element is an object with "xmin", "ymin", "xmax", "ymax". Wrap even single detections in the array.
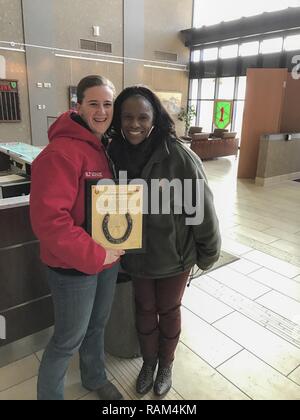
[{"xmin": 1, "ymin": 156, "xmax": 300, "ymax": 400}]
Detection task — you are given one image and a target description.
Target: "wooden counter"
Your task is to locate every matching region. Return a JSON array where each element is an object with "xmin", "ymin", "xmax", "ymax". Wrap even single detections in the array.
[
  {"xmin": 255, "ymin": 133, "xmax": 300, "ymax": 186},
  {"xmin": 0, "ymin": 201, "xmax": 53, "ymax": 347}
]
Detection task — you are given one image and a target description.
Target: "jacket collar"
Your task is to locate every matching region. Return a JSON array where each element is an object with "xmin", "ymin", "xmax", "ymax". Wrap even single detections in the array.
[{"xmin": 141, "ymin": 137, "xmax": 171, "ymax": 178}]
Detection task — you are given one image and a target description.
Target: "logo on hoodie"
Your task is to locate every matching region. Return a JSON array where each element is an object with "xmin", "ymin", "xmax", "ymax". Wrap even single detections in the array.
[{"xmin": 85, "ymin": 171, "xmax": 103, "ymax": 178}]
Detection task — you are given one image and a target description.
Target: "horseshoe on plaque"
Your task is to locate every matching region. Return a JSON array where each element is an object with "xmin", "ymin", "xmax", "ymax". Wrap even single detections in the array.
[{"xmin": 102, "ymin": 212, "xmax": 133, "ymax": 244}]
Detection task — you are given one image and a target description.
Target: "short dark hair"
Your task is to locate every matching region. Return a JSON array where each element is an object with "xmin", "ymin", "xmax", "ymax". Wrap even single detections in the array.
[
  {"xmin": 76, "ymin": 75, "xmax": 116, "ymax": 104},
  {"xmin": 112, "ymin": 85, "xmax": 176, "ymax": 137}
]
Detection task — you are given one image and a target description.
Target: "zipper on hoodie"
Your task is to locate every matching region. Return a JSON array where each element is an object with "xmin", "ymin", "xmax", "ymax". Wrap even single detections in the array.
[
  {"xmin": 187, "ymin": 267, "xmax": 204, "ymax": 287},
  {"xmin": 103, "ymin": 146, "xmax": 117, "ymax": 179},
  {"xmin": 174, "ymin": 215, "xmax": 185, "ymax": 272}
]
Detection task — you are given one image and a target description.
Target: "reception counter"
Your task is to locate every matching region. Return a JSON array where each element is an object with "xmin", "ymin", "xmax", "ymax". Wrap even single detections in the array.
[
  {"xmin": 256, "ymin": 133, "xmax": 300, "ymax": 186},
  {"xmin": 0, "ymin": 195, "xmax": 54, "ymax": 349},
  {"xmin": 0, "ymin": 143, "xmax": 53, "ymax": 351}
]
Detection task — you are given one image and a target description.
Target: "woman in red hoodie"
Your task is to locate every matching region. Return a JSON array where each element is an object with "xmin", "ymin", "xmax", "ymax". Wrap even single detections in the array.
[{"xmin": 30, "ymin": 75, "xmax": 124, "ymax": 400}]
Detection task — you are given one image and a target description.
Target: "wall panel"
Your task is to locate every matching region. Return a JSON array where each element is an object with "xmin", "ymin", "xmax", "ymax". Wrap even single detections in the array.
[
  {"xmin": 238, "ymin": 68, "xmax": 287, "ymax": 179},
  {"xmin": 280, "ymin": 73, "xmax": 300, "ymax": 133}
]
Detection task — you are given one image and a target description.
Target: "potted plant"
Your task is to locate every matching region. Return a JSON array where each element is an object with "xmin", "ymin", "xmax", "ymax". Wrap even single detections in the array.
[{"xmin": 178, "ymin": 104, "xmax": 196, "ymax": 136}]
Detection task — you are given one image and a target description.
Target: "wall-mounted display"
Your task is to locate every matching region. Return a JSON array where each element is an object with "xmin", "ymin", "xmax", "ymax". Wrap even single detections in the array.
[
  {"xmin": 156, "ymin": 91, "xmax": 182, "ymax": 115},
  {"xmin": 0, "ymin": 80, "xmax": 21, "ymax": 122}
]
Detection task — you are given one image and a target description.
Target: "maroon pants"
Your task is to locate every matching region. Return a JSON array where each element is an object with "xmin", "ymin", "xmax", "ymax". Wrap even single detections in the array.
[{"xmin": 133, "ymin": 271, "xmax": 189, "ymax": 367}]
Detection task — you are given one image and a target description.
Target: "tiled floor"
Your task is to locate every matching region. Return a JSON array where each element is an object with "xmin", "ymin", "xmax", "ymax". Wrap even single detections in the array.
[{"xmin": 1, "ymin": 156, "xmax": 300, "ymax": 400}]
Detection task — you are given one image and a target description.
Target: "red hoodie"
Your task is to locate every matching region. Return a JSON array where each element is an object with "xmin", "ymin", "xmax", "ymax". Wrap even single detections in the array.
[{"xmin": 30, "ymin": 111, "xmax": 113, "ymax": 275}]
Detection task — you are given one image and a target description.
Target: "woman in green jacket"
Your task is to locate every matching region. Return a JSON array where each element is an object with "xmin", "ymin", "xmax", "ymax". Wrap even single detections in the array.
[{"xmin": 108, "ymin": 86, "xmax": 221, "ymax": 397}]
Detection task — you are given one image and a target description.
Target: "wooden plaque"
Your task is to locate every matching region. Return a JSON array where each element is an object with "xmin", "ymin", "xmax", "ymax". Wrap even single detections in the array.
[{"xmin": 86, "ymin": 181, "xmax": 144, "ymax": 251}]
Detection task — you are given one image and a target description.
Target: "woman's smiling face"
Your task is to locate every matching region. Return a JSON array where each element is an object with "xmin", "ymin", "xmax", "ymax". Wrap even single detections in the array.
[
  {"xmin": 120, "ymin": 95, "xmax": 154, "ymax": 145},
  {"xmin": 77, "ymin": 85, "xmax": 114, "ymax": 138}
]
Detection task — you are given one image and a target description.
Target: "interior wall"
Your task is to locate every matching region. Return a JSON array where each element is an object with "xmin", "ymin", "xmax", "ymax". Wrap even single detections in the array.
[
  {"xmin": 52, "ymin": 0, "xmax": 124, "ymax": 114},
  {"xmin": 53, "ymin": 0, "xmax": 123, "ymax": 55},
  {"xmin": 54, "ymin": 59, "xmax": 123, "ymax": 116},
  {"xmin": 123, "ymin": 0, "xmax": 144, "ymax": 87},
  {"xmin": 144, "ymin": 0, "xmax": 193, "ymax": 134},
  {"xmin": 280, "ymin": 73, "xmax": 300, "ymax": 133},
  {"xmin": 0, "ymin": 0, "xmax": 24, "ymax": 43},
  {"xmin": 0, "ymin": 0, "xmax": 193, "ymax": 143},
  {"xmin": 0, "ymin": 0, "xmax": 31, "ymax": 143},
  {"xmin": 144, "ymin": 0, "xmax": 192, "ymax": 64}
]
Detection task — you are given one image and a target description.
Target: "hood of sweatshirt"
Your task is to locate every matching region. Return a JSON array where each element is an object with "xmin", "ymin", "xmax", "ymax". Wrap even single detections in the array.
[{"xmin": 48, "ymin": 111, "xmax": 103, "ymax": 151}]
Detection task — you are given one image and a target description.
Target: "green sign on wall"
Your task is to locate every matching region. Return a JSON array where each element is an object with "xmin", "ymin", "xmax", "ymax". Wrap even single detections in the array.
[{"xmin": 213, "ymin": 100, "xmax": 233, "ymax": 129}]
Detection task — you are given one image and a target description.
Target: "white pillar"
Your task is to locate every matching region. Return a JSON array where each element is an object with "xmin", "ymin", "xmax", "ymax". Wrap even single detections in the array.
[{"xmin": 0, "ymin": 55, "xmax": 6, "ymax": 79}]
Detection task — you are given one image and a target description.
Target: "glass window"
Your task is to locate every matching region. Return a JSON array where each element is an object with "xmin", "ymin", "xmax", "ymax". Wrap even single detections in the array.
[
  {"xmin": 188, "ymin": 100, "xmax": 197, "ymax": 126},
  {"xmin": 217, "ymin": 77, "xmax": 235, "ymax": 99},
  {"xmin": 192, "ymin": 0, "xmax": 202, "ymax": 28},
  {"xmin": 191, "ymin": 50, "xmax": 201, "ymax": 62},
  {"xmin": 220, "ymin": 44, "xmax": 238, "ymax": 59},
  {"xmin": 233, "ymin": 101, "xmax": 245, "ymax": 143},
  {"xmin": 199, "ymin": 100, "xmax": 214, "ymax": 132},
  {"xmin": 239, "ymin": 41, "xmax": 259, "ymax": 57},
  {"xmin": 190, "ymin": 79, "xmax": 199, "ymax": 100},
  {"xmin": 237, "ymin": 77, "xmax": 246, "ymax": 100},
  {"xmin": 203, "ymin": 48, "xmax": 218, "ymax": 61},
  {"xmin": 260, "ymin": 37, "xmax": 283, "ymax": 54},
  {"xmin": 192, "ymin": 0, "xmax": 299, "ymax": 28},
  {"xmin": 284, "ymin": 34, "xmax": 300, "ymax": 51},
  {"xmin": 200, "ymin": 78, "xmax": 215, "ymax": 99}
]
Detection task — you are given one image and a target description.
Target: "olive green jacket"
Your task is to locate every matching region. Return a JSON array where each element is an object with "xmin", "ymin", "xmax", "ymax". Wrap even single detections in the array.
[{"xmin": 119, "ymin": 136, "xmax": 221, "ymax": 278}]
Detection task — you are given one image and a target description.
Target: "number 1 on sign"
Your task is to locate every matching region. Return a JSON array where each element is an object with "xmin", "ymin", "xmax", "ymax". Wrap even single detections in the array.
[{"xmin": 219, "ymin": 107, "xmax": 224, "ymax": 123}]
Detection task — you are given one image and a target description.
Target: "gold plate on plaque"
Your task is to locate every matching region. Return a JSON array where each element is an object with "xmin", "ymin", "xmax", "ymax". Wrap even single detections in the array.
[{"xmin": 90, "ymin": 183, "xmax": 143, "ymax": 250}]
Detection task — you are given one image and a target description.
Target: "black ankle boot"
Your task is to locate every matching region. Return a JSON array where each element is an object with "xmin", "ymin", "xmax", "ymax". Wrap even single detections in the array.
[
  {"xmin": 153, "ymin": 364, "xmax": 172, "ymax": 396},
  {"xmin": 136, "ymin": 362, "xmax": 157, "ymax": 395}
]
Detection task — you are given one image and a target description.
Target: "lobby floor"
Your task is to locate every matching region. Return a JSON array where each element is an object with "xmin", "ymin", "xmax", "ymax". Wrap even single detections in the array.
[{"xmin": 1, "ymin": 156, "xmax": 300, "ymax": 400}]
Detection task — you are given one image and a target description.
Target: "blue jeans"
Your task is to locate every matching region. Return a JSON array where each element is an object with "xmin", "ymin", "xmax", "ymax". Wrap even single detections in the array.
[{"xmin": 37, "ymin": 263, "xmax": 119, "ymax": 400}]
